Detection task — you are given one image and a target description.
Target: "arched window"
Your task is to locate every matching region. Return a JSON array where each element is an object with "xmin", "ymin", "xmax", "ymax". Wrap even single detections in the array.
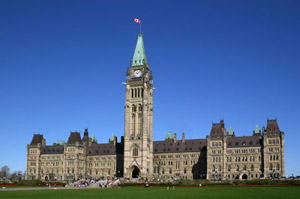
[
  {"xmin": 243, "ymin": 165, "xmax": 247, "ymax": 171},
  {"xmin": 141, "ymin": 88, "xmax": 144, "ymax": 97},
  {"xmin": 138, "ymin": 104, "xmax": 142, "ymax": 112},
  {"xmin": 135, "ymin": 88, "xmax": 137, "ymax": 98},
  {"xmin": 269, "ymin": 164, "xmax": 273, "ymax": 171},
  {"xmin": 132, "ymin": 105, "xmax": 137, "ymax": 112},
  {"xmin": 131, "ymin": 89, "xmax": 133, "ymax": 98},
  {"xmin": 138, "ymin": 88, "xmax": 140, "ymax": 98},
  {"xmin": 133, "ymin": 147, "xmax": 138, "ymax": 157},
  {"xmin": 236, "ymin": 165, "xmax": 239, "ymax": 171},
  {"xmin": 251, "ymin": 165, "xmax": 254, "ymax": 171},
  {"xmin": 276, "ymin": 164, "xmax": 280, "ymax": 170},
  {"xmin": 169, "ymin": 168, "xmax": 172, "ymax": 174},
  {"xmin": 212, "ymin": 165, "xmax": 215, "ymax": 172},
  {"xmin": 228, "ymin": 165, "xmax": 231, "ymax": 172},
  {"xmin": 218, "ymin": 165, "xmax": 221, "ymax": 171},
  {"xmin": 184, "ymin": 168, "xmax": 187, "ymax": 174}
]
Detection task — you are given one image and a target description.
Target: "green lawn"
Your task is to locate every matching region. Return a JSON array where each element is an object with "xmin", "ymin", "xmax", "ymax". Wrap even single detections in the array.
[{"xmin": 0, "ymin": 186, "xmax": 299, "ymax": 199}]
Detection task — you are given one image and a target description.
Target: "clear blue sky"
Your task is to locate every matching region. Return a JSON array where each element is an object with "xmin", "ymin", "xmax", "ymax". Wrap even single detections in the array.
[{"xmin": 0, "ymin": 0, "xmax": 299, "ymax": 177}]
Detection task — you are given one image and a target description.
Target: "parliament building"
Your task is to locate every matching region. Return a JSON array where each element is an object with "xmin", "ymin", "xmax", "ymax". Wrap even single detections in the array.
[{"xmin": 26, "ymin": 34, "xmax": 285, "ymax": 182}]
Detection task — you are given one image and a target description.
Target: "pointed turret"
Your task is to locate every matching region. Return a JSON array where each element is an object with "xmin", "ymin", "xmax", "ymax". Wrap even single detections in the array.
[
  {"xmin": 91, "ymin": 134, "xmax": 97, "ymax": 143},
  {"xmin": 165, "ymin": 131, "xmax": 174, "ymax": 140},
  {"xmin": 132, "ymin": 34, "xmax": 148, "ymax": 68},
  {"xmin": 109, "ymin": 133, "xmax": 115, "ymax": 142},
  {"xmin": 253, "ymin": 125, "xmax": 261, "ymax": 135},
  {"xmin": 228, "ymin": 126, "xmax": 234, "ymax": 136}
]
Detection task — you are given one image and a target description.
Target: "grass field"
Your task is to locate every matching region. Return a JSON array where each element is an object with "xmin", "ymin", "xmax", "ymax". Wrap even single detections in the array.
[{"xmin": 0, "ymin": 186, "xmax": 300, "ymax": 199}]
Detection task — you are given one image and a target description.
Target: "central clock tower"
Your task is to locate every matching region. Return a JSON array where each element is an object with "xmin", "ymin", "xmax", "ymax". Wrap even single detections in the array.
[{"xmin": 123, "ymin": 34, "xmax": 154, "ymax": 179}]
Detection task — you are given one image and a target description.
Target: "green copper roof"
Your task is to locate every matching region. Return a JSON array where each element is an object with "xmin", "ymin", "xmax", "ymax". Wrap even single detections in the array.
[
  {"xmin": 165, "ymin": 131, "xmax": 174, "ymax": 140},
  {"xmin": 254, "ymin": 125, "xmax": 260, "ymax": 134},
  {"xmin": 228, "ymin": 126, "xmax": 234, "ymax": 135},
  {"xmin": 91, "ymin": 134, "xmax": 97, "ymax": 142},
  {"xmin": 110, "ymin": 133, "xmax": 115, "ymax": 142},
  {"xmin": 132, "ymin": 34, "xmax": 148, "ymax": 67},
  {"xmin": 57, "ymin": 140, "xmax": 65, "ymax": 145}
]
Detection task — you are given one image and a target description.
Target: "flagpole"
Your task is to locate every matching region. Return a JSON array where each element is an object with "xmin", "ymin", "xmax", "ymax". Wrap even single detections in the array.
[{"xmin": 140, "ymin": 22, "xmax": 142, "ymax": 34}]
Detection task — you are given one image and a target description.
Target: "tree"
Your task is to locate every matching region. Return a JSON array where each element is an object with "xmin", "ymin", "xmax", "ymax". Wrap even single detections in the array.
[
  {"xmin": 0, "ymin": 166, "xmax": 10, "ymax": 179},
  {"xmin": 10, "ymin": 171, "xmax": 23, "ymax": 182}
]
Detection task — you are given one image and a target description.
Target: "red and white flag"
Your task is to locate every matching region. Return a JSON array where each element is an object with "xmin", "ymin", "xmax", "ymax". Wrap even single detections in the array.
[{"xmin": 133, "ymin": 18, "xmax": 141, "ymax": 24}]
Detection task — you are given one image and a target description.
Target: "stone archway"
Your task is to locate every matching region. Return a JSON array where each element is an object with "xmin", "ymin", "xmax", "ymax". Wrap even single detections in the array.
[
  {"xmin": 45, "ymin": 176, "xmax": 49, "ymax": 181},
  {"xmin": 132, "ymin": 166, "xmax": 140, "ymax": 178},
  {"xmin": 242, "ymin": 174, "xmax": 248, "ymax": 180}
]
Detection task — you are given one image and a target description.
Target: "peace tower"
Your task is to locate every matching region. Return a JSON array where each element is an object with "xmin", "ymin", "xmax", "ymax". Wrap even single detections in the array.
[{"xmin": 123, "ymin": 34, "xmax": 154, "ymax": 178}]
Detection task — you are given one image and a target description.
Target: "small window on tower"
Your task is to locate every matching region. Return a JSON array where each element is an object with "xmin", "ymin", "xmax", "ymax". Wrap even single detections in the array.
[{"xmin": 133, "ymin": 147, "xmax": 138, "ymax": 157}]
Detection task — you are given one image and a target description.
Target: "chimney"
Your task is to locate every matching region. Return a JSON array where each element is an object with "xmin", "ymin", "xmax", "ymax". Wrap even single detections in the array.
[
  {"xmin": 174, "ymin": 133, "xmax": 177, "ymax": 143},
  {"xmin": 182, "ymin": 132, "xmax": 185, "ymax": 143},
  {"xmin": 114, "ymin": 136, "xmax": 117, "ymax": 146},
  {"xmin": 42, "ymin": 138, "xmax": 46, "ymax": 147}
]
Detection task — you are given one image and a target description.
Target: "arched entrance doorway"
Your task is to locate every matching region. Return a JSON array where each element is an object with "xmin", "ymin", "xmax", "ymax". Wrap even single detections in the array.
[
  {"xmin": 242, "ymin": 174, "xmax": 248, "ymax": 180},
  {"xmin": 45, "ymin": 176, "xmax": 49, "ymax": 181},
  {"xmin": 132, "ymin": 167, "xmax": 140, "ymax": 178}
]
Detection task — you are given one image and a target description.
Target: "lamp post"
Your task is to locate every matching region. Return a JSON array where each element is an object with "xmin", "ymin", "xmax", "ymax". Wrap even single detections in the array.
[
  {"xmin": 54, "ymin": 177, "xmax": 57, "ymax": 188},
  {"xmin": 3, "ymin": 177, "xmax": 6, "ymax": 189}
]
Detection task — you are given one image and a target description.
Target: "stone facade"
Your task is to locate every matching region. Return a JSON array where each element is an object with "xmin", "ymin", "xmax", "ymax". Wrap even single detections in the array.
[{"xmin": 25, "ymin": 34, "xmax": 285, "ymax": 181}]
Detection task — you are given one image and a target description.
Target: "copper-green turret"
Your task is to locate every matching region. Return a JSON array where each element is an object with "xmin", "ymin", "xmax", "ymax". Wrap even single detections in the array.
[
  {"xmin": 132, "ymin": 34, "xmax": 148, "ymax": 68},
  {"xmin": 165, "ymin": 131, "xmax": 174, "ymax": 140},
  {"xmin": 228, "ymin": 126, "xmax": 234, "ymax": 136}
]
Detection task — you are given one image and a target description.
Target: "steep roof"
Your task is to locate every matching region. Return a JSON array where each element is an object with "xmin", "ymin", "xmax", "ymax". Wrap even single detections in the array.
[
  {"xmin": 210, "ymin": 120, "xmax": 226, "ymax": 137},
  {"xmin": 266, "ymin": 119, "xmax": 280, "ymax": 134},
  {"xmin": 226, "ymin": 136, "xmax": 261, "ymax": 148},
  {"xmin": 153, "ymin": 139, "xmax": 206, "ymax": 154},
  {"xmin": 41, "ymin": 145, "xmax": 64, "ymax": 154},
  {"xmin": 86, "ymin": 143, "xmax": 117, "ymax": 156},
  {"xmin": 132, "ymin": 34, "xmax": 148, "ymax": 67},
  {"xmin": 67, "ymin": 132, "xmax": 82, "ymax": 144},
  {"xmin": 30, "ymin": 134, "xmax": 44, "ymax": 145}
]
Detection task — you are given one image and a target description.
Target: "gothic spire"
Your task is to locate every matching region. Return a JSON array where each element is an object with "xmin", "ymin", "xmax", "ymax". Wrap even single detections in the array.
[{"xmin": 132, "ymin": 34, "xmax": 148, "ymax": 67}]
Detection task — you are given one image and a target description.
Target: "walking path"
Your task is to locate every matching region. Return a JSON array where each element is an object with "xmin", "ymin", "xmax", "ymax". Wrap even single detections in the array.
[{"xmin": 0, "ymin": 186, "xmax": 96, "ymax": 191}]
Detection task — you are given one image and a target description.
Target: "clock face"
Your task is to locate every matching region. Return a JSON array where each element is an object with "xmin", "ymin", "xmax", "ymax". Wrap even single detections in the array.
[{"xmin": 134, "ymin": 70, "xmax": 142, "ymax": 77}]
